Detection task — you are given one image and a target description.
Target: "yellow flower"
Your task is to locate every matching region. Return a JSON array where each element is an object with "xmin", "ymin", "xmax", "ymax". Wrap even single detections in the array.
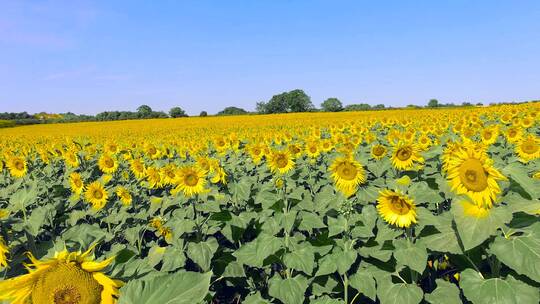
[
  {"xmin": 461, "ymin": 200, "xmax": 490, "ymax": 218},
  {"xmin": 0, "ymin": 236, "xmax": 8, "ymax": 268},
  {"xmin": 391, "ymin": 141, "xmax": 424, "ymax": 171},
  {"xmin": 371, "ymin": 144, "xmax": 387, "ymax": 160},
  {"xmin": 173, "ymin": 166, "xmax": 207, "ymax": 197},
  {"xmin": 329, "ymin": 156, "xmax": 366, "ymax": 197},
  {"xmin": 305, "ymin": 141, "xmax": 320, "ymax": 159},
  {"xmin": 267, "ymin": 150, "xmax": 295, "ymax": 175},
  {"xmin": 275, "ymin": 178, "xmax": 284, "ymax": 189},
  {"xmin": 130, "ymin": 159, "xmax": 146, "ymax": 179},
  {"xmin": 504, "ymin": 126, "xmax": 522, "ymax": 144},
  {"xmin": 6, "ymin": 156, "xmax": 27, "ymax": 178},
  {"xmin": 515, "ymin": 134, "xmax": 540, "ymax": 163},
  {"xmin": 480, "ymin": 125, "xmax": 499, "ymax": 146},
  {"xmin": 377, "ymin": 189, "xmax": 417, "ymax": 228},
  {"xmin": 247, "ymin": 143, "xmax": 265, "ymax": 164},
  {"xmin": 98, "ymin": 154, "xmax": 118, "ymax": 174},
  {"xmin": 0, "ymin": 245, "xmax": 121, "ymax": 304},
  {"xmin": 116, "ymin": 186, "xmax": 132, "ymax": 206},
  {"xmin": 446, "ymin": 145, "xmax": 506, "ymax": 208},
  {"xmin": 85, "ymin": 181, "xmax": 109, "ymax": 210},
  {"xmin": 69, "ymin": 172, "xmax": 85, "ymax": 196},
  {"xmin": 63, "ymin": 150, "xmax": 80, "ymax": 168},
  {"xmin": 145, "ymin": 166, "xmax": 162, "ymax": 189}
]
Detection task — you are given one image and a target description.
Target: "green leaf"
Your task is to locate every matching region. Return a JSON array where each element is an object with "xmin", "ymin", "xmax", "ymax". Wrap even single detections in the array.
[
  {"xmin": 327, "ymin": 215, "xmax": 348, "ymax": 237},
  {"xmin": 256, "ymin": 190, "xmax": 280, "ymax": 209},
  {"xmin": 147, "ymin": 246, "xmax": 167, "ymax": 268},
  {"xmin": 118, "ymin": 271, "xmax": 211, "ymax": 304},
  {"xmin": 424, "ymin": 279, "xmax": 461, "ymax": 304},
  {"xmin": 489, "ymin": 223, "xmax": 540, "ymax": 283},
  {"xmin": 349, "ymin": 272, "xmax": 376, "ymax": 301},
  {"xmin": 409, "ymin": 181, "xmax": 443, "ymax": 205},
  {"xmin": 503, "ymin": 163, "xmax": 540, "ymax": 198},
  {"xmin": 187, "ymin": 237, "xmax": 219, "ymax": 272},
  {"xmin": 315, "ymin": 251, "xmax": 338, "ymax": 276},
  {"xmin": 393, "ymin": 239, "xmax": 428, "ymax": 274},
  {"xmin": 299, "ymin": 211, "xmax": 326, "ymax": 232},
  {"xmin": 334, "ymin": 248, "xmax": 357, "ymax": 274},
  {"xmin": 161, "ymin": 246, "xmax": 186, "ymax": 272},
  {"xmin": 460, "ymin": 269, "xmax": 519, "ymax": 304},
  {"xmin": 268, "ymin": 275, "xmax": 309, "ymax": 304},
  {"xmin": 310, "ymin": 295, "xmax": 345, "ymax": 304},
  {"xmin": 223, "ymin": 261, "xmax": 245, "ymax": 278},
  {"xmin": 452, "ymin": 202, "xmax": 512, "ymax": 251},
  {"xmin": 233, "ymin": 233, "xmax": 282, "ymax": 267},
  {"xmin": 243, "ymin": 292, "xmax": 270, "ymax": 304},
  {"xmin": 377, "ymin": 282, "xmax": 423, "ymax": 304},
  {"xmin": 418, "ymin": 212, "xmax": 462, "ymax": 254},
  {"xmin": 506, "ymin": 275, "xmax": 540, "ymax": 304},
  {"xmin": 283, "ymin": 245, "xmax": 315, "ymax": 275}
]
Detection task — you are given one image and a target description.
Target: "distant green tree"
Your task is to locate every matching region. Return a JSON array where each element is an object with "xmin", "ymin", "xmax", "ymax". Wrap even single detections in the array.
[
  {"xmin": 476, "ymin": 102, "xmax": 483, "ymax": 106},
  {"xmin": 169, "ymin": 107, "xmax": 188, "ymax": 118},
  {"xmin": 462, "ymin": 102, "xmax": 473, "ymax": 107},
  {"xmin": 321, "ymin": 98, "xmax": 343, "ymax": 112},
  {"xmin": 200, "ymin": 111, "xmax": 208, "ymax": 117},
  {"xmin": 428, "ymin": 99, "xmax": 439, "ymax": 108},
  {"xmin": 373, "ymin": 104, "xmax": 385, "ymax": 109},
  {"xmin": 258, "ymin": 89, "xmax": 314, "ymax": 113},
  {"xmin": 137, "ymin": 105, "xmax": 153, "ymax": 117},
  {"xmin": 344, "ymin": 103, "xmax": 372, "ymax": 111},
  {"xmin": 218, "ymin": 106, "xmax": 248, "ymax": 115}
]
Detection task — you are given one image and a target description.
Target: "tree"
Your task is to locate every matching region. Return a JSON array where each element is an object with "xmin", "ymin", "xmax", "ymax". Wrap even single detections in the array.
[
  {"xmin": 258, "ymin": 89, "xmax": 314, "ymax": 114},
  {"xmin": 373, "ymin": 104, "xmax": 385, "ymax": 109},
  {"xmin": 200, "ymin": 111, "xmax": 208, "ymax": 117},
  {"xmin": 462, "ymin": 102, "xmax": 473, "ymax": 107},
  {"xmin": 344, "ymin": 103, "xmax": 372, "ymax": 111},
  {"xmin": 169, "ymin": 107, "xmax": 187, "ymax": 118},
  {"xmin": 321, "ymin": 98, "xmax": 343, "ymax": 112},
  {"xmin": 137, "ymin": 105, "xmax": 153, "ymax": 118},
  {"xmin": 427, "ymin": 99, "xmax": 439, "ymax": 108},
  {"xmin": 217, "ymin": 106, "xmax": 248, "ymax": 116}
]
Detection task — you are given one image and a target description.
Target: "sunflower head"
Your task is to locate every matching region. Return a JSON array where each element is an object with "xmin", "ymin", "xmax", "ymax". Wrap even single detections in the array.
[
  {"xmin": 173, "ymin": 166, "xmax": 207, "ymax": 197},
  {"xmin": 376, "ymin": 189, "xmax": 417, "ymax": 228},
  {"xmin": 268, "ymin": 150, "xmax": 295, "ymax": 175},
  {"xmin": 329, "ymin": 156, "xmax": 366, "ymax": 197},
  {"xmin": 69, "ymin": 172, "xmax": 85, "ymax": 196},
  {"xmin": 371, "ymin": 144, "xmax": 387, "ymax": 160},
  {"xmin": 0, "ymin": 245, "xmax": 121, "ymax": 304},
  {"xmin": 84, "ymin": 181, "xmax": 109, "ymax": 210},
  {"xmin": 98, "ymin": 154, "xmax": 118, "ymax": 174},
  {"xmin": 391, "ymin": 141, "xmax": 424, "ymax": 171},
  {"xmin": 515, "ymin": 134, "xmax": 540, "ymax": 163},
  {"xmin": 6, "ymin": 156, "xmax": 27, "ymax": 178}
]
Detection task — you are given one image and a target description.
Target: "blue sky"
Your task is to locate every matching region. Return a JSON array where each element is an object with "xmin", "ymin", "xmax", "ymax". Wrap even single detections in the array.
[{"xmin": 1, "ymin": 1, "xmax": 539, "ymax": 115}]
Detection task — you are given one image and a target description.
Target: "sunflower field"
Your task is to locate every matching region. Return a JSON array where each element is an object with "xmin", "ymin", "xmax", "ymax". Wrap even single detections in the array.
[{"xmin": 0, "ymin": 104, "xmax": 539, "ymax": 304}]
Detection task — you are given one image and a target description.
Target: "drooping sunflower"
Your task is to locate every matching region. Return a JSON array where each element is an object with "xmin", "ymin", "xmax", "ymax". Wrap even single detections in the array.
[
  {"xmin": 173, "ymin": 166, "xmax": 207, "ymax": 197},
  {"xmin": 376, "ymin": 189, "xmax": 417, "ymax": 228},
  {"xmin": 329, "ymin": 156, "xmax": 366, "ymax": 197},
  {"xmin": 515, "ymin": 134, "xmax": 540, "ymax": 163},
  {"xmin": 0, "ymin": 236, "xmax": 8, "ymax": 268},
  {"xmin": 391, "ymin": 141, "xmax": 424, "ymax": 170},
  {"xmin": 115, "ymin": 186, "xmax": 132, "ymax": 206},
  {"xmin": 267, "ymin": 150, "xmax": 295, "ymax": 175},
  {"xmin": 0, "ymin": 246, "xmax": 121, "ymax": 304},
  {"xmin": 371, "ymin": 144, "xmax": 387, "ymax": 160},
  {"xmin": 85, "ymin": 181, "xmax": 109, "ymax": 210},
  {"xmin": 98, "ymin": 154, "xmax": 118, "ymax": 174},
  {"xmin": 6, "ymin": 156, "xmax": 27, "ymax": 178},
  {"xmin": 69, "ymin": 172, "xmax": 85, "ymax": 196},
  {"xmin": 446, "ymin": 145, "xmax": 506, "ymax": 208}
]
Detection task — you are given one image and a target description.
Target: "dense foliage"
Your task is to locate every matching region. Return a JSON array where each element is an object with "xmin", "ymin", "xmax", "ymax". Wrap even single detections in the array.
[{"xmin": 0, "ymin": 104, "xmax": 539, "ymax": 303}]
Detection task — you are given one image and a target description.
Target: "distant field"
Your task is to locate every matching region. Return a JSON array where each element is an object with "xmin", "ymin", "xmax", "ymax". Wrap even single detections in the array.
[{"xmin": 1, "ymin": 104, "xmax": 539, "ymax": 304}]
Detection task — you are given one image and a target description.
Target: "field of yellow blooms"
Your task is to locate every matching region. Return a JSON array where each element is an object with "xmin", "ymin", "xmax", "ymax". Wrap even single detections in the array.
[{"xmin": 0, "ymin": 104, "xmax": 539, "ymax": 304}]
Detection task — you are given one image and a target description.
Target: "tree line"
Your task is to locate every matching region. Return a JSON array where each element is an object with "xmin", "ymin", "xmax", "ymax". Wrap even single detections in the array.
[{"xmin": 1, "ymin": 90, "xmax": 536, "ymax": 126}]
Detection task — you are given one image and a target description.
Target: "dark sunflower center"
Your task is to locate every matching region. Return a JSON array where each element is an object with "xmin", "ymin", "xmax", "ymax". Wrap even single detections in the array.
[
  {"xmin": 458, "ymin": 158, "xmax": 488, "ymax": 192},
  {"xmin": 309, "ymin": 147, "xmax": 317, "ymax": 153},
  {"xmin": 522, "ymin": 140, "xmax": 538, "ymax": 154},
  {"xmin": 54, "ymin": 286, "xmax": 81, "ymax": 304},
  {"xmin": 276, "ymin": 155, "xmax": 288, "ymax": 168},
  {"xmin": 337, "ymin": 163, "xmax": 357, "ymax": 180},
  {"xmin": 253, "ymin": 148, "xmax": 261, "ymax": 155},
  {"xmin": 93, "ymin": 190, "xmax": 103, "ymax": 199},
  {"xmin": 74, "ymin": 179, "xmax": 82, "ymax": 187},
  {"xmin": 148, "ymin": 147, "xmax": 157, "ymax": 155},
  {"xmin": 104, "ymin": 158, "xmax": 114, "ymax": 168},
  {"xmin": 373, "ymin": 146, "xmax": 385, "ymax": 156},
  {"xmin": 389, "ymin": 196, "xmax": 410, "ymax": 215},
  {"xmin": 185, "ymin": 173, "xmax": 198, "ymax": 186},
  {"xmin": 396, "ymin": 148, "xmax": 412, "ymax": 161},
  {"xmin": 14, "ymin": 160, "xmax": 24, "ymax": 170},
  {"xmin": 483, "ymin": 131, "xmax": 492, "ymax": 139}
]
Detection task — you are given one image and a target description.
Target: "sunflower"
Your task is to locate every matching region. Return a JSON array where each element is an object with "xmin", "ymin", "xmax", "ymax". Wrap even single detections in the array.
[
  {"xmin": 320, "ymin": 140, "xmax": 333, "ymax": 153},
  {"xmin": 504, "ymin": 126, "xmax": 522, "ymax": 144},
  {"xmin": 160, "ymin": 164, "xmax": 178, "ymax": 185},
  {"xmin": 515, "ymin": 134, "xmax": 540, "ymax": 163},
  {"xmin": 63, "ymin": 150, "xmax": 80, "ymax": 168},
  {"xmin": 376, "ymin": 189, "xmax": 417, "ymax": 228},
  {"xmin": 0, "ymin": 236, "xmax": 8, "ymax": 268},
  {"xmin": 305, "ymin": 141, "xmax": 320, "ymax": 159},
  {"xmin": 391, "ymin": 141, "xmax": 424, "ymax": 170},
  {"xmin": 268, "ymin": 150, "xmax": 295, "ymax": 175},
  {"xmin": 247, "ymin": 144, "xmax": 265, "ymax": 164},
  {"xmin": 329, "ymin": 156, "xmax": 366, "ymax": 197},
  {"xmin": 115, "ymin": 186, "xmax": 132, "ymax": 206},
  {"xmin": 145, "ymin": 166, "xmax": 162, "ymax": 189},
  {"xmin": 85, "ymin": 181, "xmax": 109, "ymax": 210},
  {"xmin": 210, "ymin": 166, "xmax": 227, "ymax": 185},
  {"xmin": 371, "ymin": 144, "xmax": 387, "ymax": 160},
  {"xmin": 480, "ymin": 126, "xmax": 499, "ymax": 146},
  {"xmin": 173, "ymin": 166, "xmax": 207, "ymax": 197},
  {"xmin": 130, "ymin": 159, "xmax": 146, "ymax": 179},
  {"xmin": 446, "ymin": 145, "xmax": 506, "ymax": 208},
  {"xmin": 461, "ymin": 200, "xmax": 490, "ymax": 218},
  {"xmin": 6, "ymin": 156, "xmax": 27, "ymax": 178},
  {"xmin": 417, "ymin": 134, "xmax": 432, "ymax": 150},
  {"xmin": 69, "ymin": 172, "xmax": 85, "ymax": 196},
  {"xmin": 0, "ymin": 246, "xmax": 121, "ymax": 304},
  {"xmin": 98, "ymin": 154, "xmax": 118, "ymax": 174}
]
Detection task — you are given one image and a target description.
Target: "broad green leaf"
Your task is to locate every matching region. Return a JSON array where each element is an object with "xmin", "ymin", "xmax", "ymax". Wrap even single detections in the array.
[
  {"xmin": 315, "ymin": 252, "xmax": 338, "ymax": 276},
  {"xmin": 503, "ymin": 163, "xmax": 540, "ymax": 198},
  {"xmin": 452, "ymin": 201, "xmax": 512, "ymax": 251},
  {"xmin": 334, "ymin": 248, "xmax": 357, "ymax": 274},
  {"xmin": 349, "ymin": 272, "xmax": 376, "ymax": 301},
  {"xmin": 393, "ymin": 239, "xmax": 428, "ymax": 274},
  {"xmin": 118, "ymin": 271, "xmax": 211, "ymax": 304},
  {"xmin": 268, "ymin": 275, "xmax": 309, "ymax": 304},
  {"xmin": 243, "ymin": 292, "xmax": 269, "ymax": 304},
  {"xmin": 233, "ymin": 233, "xmax": 282, "ymax": 267},
  {"xmin": 283, "ymin": 245, "xmax": 315, "ymax": 275},
  {"xmin": 327, "ymin": 215, "xmax": 348, "ymax": 237},
  {"xmin": 377, "ymin": 282, "xmax": 423, "ymax": 304},
  {"xmin": 409, "ymin": 181, "xmax": 443, "ymax": 205},
  {"xmin": 147, "ymin": 246, "xmax": 167, "ymax": 268},
  {"xmin": 424, "ymin": 279, "xmax": 461, "ymax": 304},
  {"xmin": 187, "ymin": 237, "xmax": 219, "ymax": 272},
  {"xmin": 310, "ymin": 295, "xmax": 345, "ymax": 304},
  {"xmin": 489, "ymin": 223, "xmax": 540, "ymax": 283},
  {"xmin": 299, "ymin": 211, "xmax": 326, "ymax": 232},
  {"xmin": 460, "ymin": 269, "xmax": 518, "ymax": 304}
]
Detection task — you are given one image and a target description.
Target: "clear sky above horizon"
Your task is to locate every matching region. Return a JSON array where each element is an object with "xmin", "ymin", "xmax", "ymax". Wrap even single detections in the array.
[{"xmin": 1, "ymin": 1, "xmax": 539, "ymax": 115}]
